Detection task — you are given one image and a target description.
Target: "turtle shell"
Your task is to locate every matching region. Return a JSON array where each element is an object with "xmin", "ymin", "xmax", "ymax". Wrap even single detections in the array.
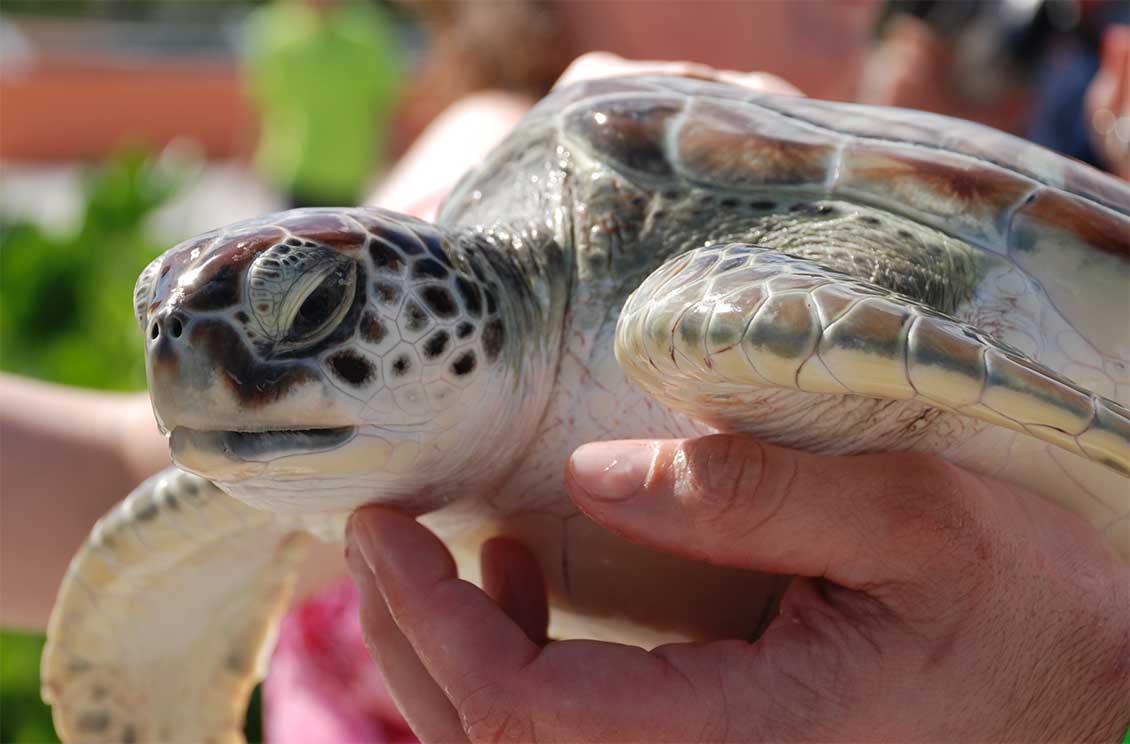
[{"xmin": 446, "ymin": 74, "xmax": 1129, "ymax": 374}]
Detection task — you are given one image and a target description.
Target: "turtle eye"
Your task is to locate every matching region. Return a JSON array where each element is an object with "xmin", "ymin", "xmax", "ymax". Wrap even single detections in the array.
[
  {"xmin": 247, "ymin": 242, "xmax": 356, "ymax": 350},
  {"xmin": 285, "ymin": 261, "xmax": 356, "ymax": 346}
]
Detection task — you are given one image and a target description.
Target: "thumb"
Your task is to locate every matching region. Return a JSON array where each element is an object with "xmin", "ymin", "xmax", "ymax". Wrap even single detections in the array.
[{"xmin": 566, "ymin": 434, "xmax": 982, "ymax": 590}]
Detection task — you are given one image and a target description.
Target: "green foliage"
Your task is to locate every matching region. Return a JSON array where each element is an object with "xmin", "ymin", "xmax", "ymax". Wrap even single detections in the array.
[
  {"xmin": 0, "ymin": 147, "xmax": 187, "ymax": 390},
  {"xmin": 0, "ymin": 148, "xmax": 186, "ymax": 743},
  {"xmin": 0, "ymin": 148, "xmax": 266, "ymax": 743},
  {"xmin": 0, "ymin": 632, "xmax": 57, "ymax": 744}
]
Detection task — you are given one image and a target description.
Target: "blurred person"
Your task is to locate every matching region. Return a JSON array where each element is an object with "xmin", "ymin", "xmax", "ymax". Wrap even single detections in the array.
[
  {"xmin": 1084, "ymin": 24, "xmax": 1130, "ymax": 179},
  {"xmin": 390, "ymin": 0, "xmax": 878, "ymax": 154},
  {"xmin": 242, "ymin": 0, "xmax": 403, "ymax": 208},
  {"xmin": 390, "ymin": 0, "xmax": 572, "ymax": 158},
  {"xmin": 861, "ymin": 0, "xmax": 1130, "ymax": 178}
]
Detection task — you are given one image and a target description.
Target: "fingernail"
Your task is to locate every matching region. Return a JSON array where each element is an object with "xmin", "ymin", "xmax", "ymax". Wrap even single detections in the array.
[{"xmin": 569, "ymin": 441, "xmax": 655, "ymax": 502}]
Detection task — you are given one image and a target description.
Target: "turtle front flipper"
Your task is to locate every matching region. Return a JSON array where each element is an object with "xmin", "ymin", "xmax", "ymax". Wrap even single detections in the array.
[
  {"xmin": 617, "ymin": 243, "xmax": 1129, "ymax": 477},
  {"xmin": 41, "ymin": 467, "xmax": 312, "ymax": 744}
]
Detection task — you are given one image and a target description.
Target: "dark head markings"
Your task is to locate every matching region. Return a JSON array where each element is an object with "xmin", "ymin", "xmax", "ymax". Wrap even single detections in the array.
[
  {"xmin": 456, "ymin": 321, "xmax": 474, "ymax": 338},
  {"xmin": 360, "ymin": 312, "xmax": 387, "ymax": 343},
  {"xmin": 719, "ymin": 197, "xmax": 738, "ymax": 208},
  {"xmin": 413, "ymin": 258, "xmax": 449, "ymax": 280},
  {"xmin": 423, "ymin": 330, "xmax": 450, "ymax": 359},
  {"xmin": 421, "ymin": 286, "xmax": 457, "ymax": 318},
  {"xmin": 236, "ymin": 310, "xmax": 250, "ymax": 323},
  {"xmin": 287, "ymin": 237, "xmax": 302, "ymax": 246},
  {"xmin": 482, "ymin": 318, "xmax": 504, "ymax": 361},
  {"xmin": 190, "ymin": 320, "xmax": 317, "ymax": 405},
  {"xmin": 404, "ymin": 300, "xmax": 431, "ymax": 332},
  {"xmin": 455, "ymin": 276, "xmax": 482, "ymax": 316},
  {"xmin": 859, "ymin": 215, "xmax": 881, "ymax": 226},
  {"xmin": 398, "ymin": 235, "xmax": 425, "ymax": 256},
  {"xmin": 466, "ymin": 253, "xmax": 488, "ymax": 283},
  {"xmin": 897, "ymin": 229, "xmax": 915, "ymax": 240},
  {"xmin": 329, "ymin": 350, "xmax": 374, "ymax": 386},
  {"xmin": 392, "ymin": 355, "xmax": 411, "ymax": 376},
  {"xmin": 422, "ymin": 233, "xmax": 453, "ymax": 267},
  {"xmin": 185, "ymin": 264, "xmax": 240, "ymax": 311},
  {"xmin": 750, "ymin": 199, "xmax": 776, "ymax": 210},
  {"xmin": 370, "ymin": 242, "xmax": 405, "ymax": 274},
  {"xmin": 451, "ymin": 351, "xmax": 476, "ymax": 376},
  {"xmin": 373, "ymin": 281, "xmax": 401, "ymax": 305}
]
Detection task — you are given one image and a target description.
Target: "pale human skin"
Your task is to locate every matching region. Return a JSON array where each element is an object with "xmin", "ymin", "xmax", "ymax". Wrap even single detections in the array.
[
  {"xmin": 1085, "ymin": 25, "xmax": 1130, "ymax": 180},
  {"xmin": 348, "ymin": 435, "xmax": 1130, "ymax": 743},
  {"xmin": 0, "ymin": 376, "xmax": 167, "ymax": 628}
]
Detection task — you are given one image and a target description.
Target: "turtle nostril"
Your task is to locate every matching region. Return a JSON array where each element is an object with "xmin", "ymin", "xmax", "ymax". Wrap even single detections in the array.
[
  {"xmin": 168, "ymin": 316, "xmax": 184, "ymax": 338},
  {"xmin": 150, "ymin": 322, "xmax": 160, "ymax": 340}
]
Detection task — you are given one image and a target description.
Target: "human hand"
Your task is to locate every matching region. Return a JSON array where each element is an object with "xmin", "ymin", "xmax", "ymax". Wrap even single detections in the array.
[
  {"xmin": 346, "ymin": 434, "xmax": 1129, "ymax": 742},
  {"xmin": 1085, "ymin": 25, "xmax": 1130, "ymax": 180},
  {"xmin": 554, "ymin": 51, "xmax": 802, "ymax": 96}
]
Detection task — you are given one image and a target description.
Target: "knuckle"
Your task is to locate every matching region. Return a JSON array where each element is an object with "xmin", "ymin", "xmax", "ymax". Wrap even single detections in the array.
[
  {"xmin": 675, "ymin": 435, "xmax": 769, "ymax": 523},
  {"xmin": 458, "ymin": 682, "xmax": 531, "ymax": 743}
]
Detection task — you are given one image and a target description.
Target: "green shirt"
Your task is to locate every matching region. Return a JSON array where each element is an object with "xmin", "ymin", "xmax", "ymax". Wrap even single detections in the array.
[{"xmin": 244, "ymin": 1, "xmax": 402, "ymax": 203}]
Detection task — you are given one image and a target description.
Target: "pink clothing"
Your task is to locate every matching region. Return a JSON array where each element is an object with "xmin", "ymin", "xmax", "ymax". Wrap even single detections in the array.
[{"xmin": 265, "ymin": 580, "xmax": 416, "ymax": 744}]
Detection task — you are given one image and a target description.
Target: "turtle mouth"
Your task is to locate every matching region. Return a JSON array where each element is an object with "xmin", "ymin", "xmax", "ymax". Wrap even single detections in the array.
[
  {"xmin": 170, "ymin": 425, "xmax": 356, "ymax": 461},
  {"xmin": 218, "ymin": 427, "xmax": 356, "ymax": 458}
]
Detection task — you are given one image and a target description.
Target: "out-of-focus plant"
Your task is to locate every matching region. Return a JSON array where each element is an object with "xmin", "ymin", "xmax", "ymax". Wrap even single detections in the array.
[
  {"xmin": 0, "ymin": 147, "xmax": 191, "ymax": 744},
  {"xmin": 1, "ymin": 147, "xmax": 189, "ymax": 390}
]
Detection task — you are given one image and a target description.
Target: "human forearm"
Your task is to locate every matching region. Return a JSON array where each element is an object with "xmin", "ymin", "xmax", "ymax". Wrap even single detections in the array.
[{"xmin": 0, "ymin": 374, "xmax": 168, "ymax": 629}]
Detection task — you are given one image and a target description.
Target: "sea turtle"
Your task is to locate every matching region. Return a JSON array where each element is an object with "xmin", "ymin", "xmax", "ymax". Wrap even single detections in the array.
[{"xmin": 42, "ymin": 74, "xmax": 1129, "ymax": 743}]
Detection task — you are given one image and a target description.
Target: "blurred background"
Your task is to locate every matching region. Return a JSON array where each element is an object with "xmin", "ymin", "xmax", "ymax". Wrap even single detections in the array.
[{"xmin": 1, "ymin": 0, "xmax": 1127, "ymax": 741}]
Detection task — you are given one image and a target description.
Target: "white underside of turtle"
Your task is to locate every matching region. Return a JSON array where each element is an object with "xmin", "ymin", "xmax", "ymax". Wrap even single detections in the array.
[{"xmin": 41, "ymin": 75, "xmax": 1129, "ymax": 743}]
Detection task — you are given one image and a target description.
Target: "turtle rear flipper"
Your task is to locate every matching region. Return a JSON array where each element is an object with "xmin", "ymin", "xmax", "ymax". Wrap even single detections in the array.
[
  {"xmin": 617, "ymin": 245, "xmax": 1129, "ymax": 520},
  {"xmin": 41, "ymin": 467, "xmax": 311, "ymax": 744}
]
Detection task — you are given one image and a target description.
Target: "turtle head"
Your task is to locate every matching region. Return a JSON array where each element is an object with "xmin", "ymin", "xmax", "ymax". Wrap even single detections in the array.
[{"xmin": 134, "ymin": 208, "xmax": 537, "ymax": 513}]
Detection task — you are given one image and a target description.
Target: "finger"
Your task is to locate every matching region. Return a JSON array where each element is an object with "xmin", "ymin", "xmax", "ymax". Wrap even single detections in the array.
[
  {"xmin": 1101, "ymin": 26, "xmax": 1130, "ymax": 112},
  {"xmin": 350, "ymin": 507, "xmax": 725, "ymax": 742},
  {"xmin": 567, "ymin": 434, "xmax": 986, "ymax": 589},
  {"xmin": 480, "ymin": 537, "xmax": 549, "ymax": 645},
  {"xmin": 554, "ymin": 51, "xmax": 802, "ymax": 96},
  {"xmin": 345, "ymin": 526, "xmax": 468, "ymax": 744},
  {"xmin": 350, "ymin": 507, "xmax": 540, "ymax": 712}
]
